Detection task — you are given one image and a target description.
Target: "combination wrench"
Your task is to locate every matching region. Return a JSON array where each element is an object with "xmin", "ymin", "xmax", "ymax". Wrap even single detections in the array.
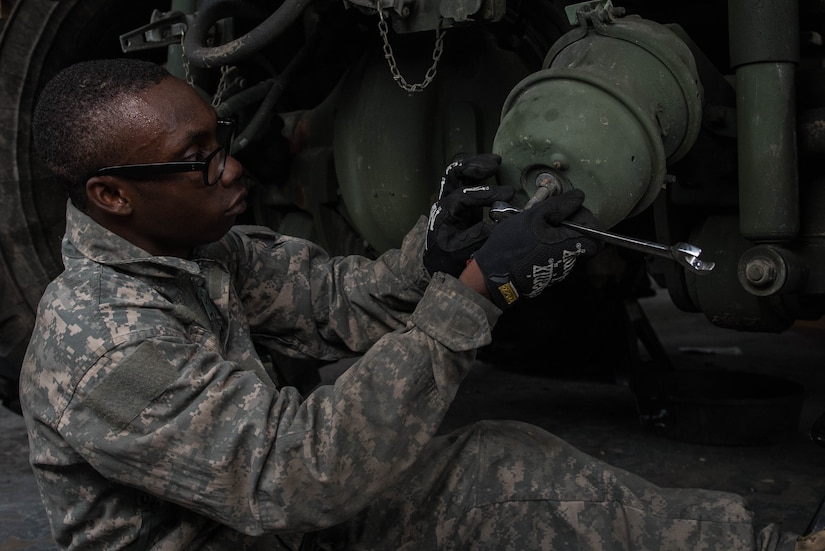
[{"xmin": 489, "ymin": 200, "xmax": 715, "ymax": 275}]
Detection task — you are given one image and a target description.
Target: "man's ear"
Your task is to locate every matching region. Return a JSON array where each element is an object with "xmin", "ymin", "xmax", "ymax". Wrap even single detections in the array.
[{"xmin": 85, "ymin": 176, "xmax": 133, "ymax": 216}]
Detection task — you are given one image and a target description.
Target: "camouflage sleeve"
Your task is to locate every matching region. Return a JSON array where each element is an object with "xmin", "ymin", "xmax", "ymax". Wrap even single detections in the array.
[
  {"xmin": 224, "ymin": 217, "xmax": 433, "ymax": 361},
  {"xmin": 64, "ymin": 272, "xmax": 500, "ymax": 535}
]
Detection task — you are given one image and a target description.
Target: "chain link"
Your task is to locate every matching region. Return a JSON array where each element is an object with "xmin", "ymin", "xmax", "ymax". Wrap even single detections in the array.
[
  {"xmin": 179, "ymin": 32, "xmax": 230, "ymax": 107},
  {"xmin": 211, "ymin": 65, "xmax": 231, "ymax": 107},
  {"xmin": 180, "ymin": 33, "xmax": 195, "ymax": 87},
  {"xmin": 181, "ymin": 7, "xmax": 443, "ymax": 100},
  {"xmin": 377, "ymin": 1, "xmax": 446, "ymax": 93}
]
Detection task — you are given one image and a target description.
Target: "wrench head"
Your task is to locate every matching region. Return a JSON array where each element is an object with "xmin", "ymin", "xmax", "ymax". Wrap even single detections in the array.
[
  {"xmin": 681, "ymin": 255, "xmax": 716, "ymax": 274},
  {"xmin": 674, "ymin": 243, "xmax": 715, "ymax": 274}
]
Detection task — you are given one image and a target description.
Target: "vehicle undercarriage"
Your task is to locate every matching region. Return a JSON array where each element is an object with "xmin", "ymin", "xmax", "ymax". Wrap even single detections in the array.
[{"xmin": 1, "ymin": 0, "xmax": 823, "ymax": 413}]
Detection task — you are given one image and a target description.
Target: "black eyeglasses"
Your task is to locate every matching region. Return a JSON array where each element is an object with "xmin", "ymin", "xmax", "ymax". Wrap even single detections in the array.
[{"xmin": 92, "ymin": 118, "xmax": 236, "ymax": 187}]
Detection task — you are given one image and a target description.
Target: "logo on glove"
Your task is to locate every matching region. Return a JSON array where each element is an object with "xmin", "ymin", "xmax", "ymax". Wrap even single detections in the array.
[
  {"xmin": 526, "ymin": 242, "xmax": 588, "ymax": 298},
  {"xmin": 427, "ymin": 203, "xmax": 442, "ymax": 235}
]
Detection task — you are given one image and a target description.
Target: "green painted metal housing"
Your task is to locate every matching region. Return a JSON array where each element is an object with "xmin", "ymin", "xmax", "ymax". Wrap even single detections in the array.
[
  {"xmin": 492, "ymin": 14, "xmax": 703, "ymax": 228},
  {"xmin": 333, "ymin": 32, "xmax": 530, "ymax": 252},
  {"xmin": 729, "ymin": 0, "xmax": 800, "ymax": 243}
]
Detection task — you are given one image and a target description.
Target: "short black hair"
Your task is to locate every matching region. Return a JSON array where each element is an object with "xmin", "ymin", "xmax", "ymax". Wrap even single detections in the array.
[{"xmin": 32, "ymin": 58, "xmax": 171, "ymax": 210}]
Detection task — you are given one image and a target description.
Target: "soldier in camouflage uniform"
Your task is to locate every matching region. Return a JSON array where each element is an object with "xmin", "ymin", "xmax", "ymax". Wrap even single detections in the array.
[{"xmin": 19, "ymin": 58, "xmax": 822, "ymax": 550}]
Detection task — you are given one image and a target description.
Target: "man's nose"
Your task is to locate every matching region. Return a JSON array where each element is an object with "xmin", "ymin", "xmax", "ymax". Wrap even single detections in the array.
[{"xmin": 219, "ymin": 154, "xmax": 244, "ymax": 187}]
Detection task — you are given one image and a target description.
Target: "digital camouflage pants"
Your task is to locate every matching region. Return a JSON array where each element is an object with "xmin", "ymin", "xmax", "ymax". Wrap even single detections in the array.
[{"xmin": 311, "ymin": 420, "xmax": 814, "ymax": 551}]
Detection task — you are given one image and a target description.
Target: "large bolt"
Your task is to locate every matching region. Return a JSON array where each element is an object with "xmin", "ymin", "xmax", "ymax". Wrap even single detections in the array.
[
  {"xmin": 524, "ymin": 172, "xmax": 564, "ymax": 210},
  {"xmin": 744, "ymin": 258, "xmax": 777, "ymax": 288},
  {"xmin": 535, "ymin": 172, "xmax": 563, "ymax": 194},
  {"xmin": 739, "ymin": 246, "xmax": 802, "ymax": 297}
]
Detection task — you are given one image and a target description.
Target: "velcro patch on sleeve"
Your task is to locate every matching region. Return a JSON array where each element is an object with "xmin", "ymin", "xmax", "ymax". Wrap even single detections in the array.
[{"xmin": 84, "ymin": 342, "xmax": 178, "ymax": 430}]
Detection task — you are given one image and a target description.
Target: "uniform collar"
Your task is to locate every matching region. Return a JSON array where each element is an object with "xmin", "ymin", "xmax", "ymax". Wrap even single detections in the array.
[{"xmin": 64, "ymin": 201, "xmax": 205, "ymax": 278}]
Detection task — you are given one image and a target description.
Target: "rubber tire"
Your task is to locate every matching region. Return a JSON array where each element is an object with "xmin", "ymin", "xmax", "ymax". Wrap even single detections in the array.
[{"xmin": 0, "ymin": 0, "xmax": 168, "ymax": 412}]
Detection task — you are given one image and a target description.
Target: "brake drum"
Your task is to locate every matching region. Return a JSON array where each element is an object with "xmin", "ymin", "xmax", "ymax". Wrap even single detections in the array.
[{"xmin": 493, "ymin": 15, "xmax": 703, "ymax": 228}]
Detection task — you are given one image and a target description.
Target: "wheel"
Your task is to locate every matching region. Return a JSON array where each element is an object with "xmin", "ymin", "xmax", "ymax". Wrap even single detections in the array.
[{"xmin": 0, "ymin": 0, "xmax": 169, "ymax": 412}]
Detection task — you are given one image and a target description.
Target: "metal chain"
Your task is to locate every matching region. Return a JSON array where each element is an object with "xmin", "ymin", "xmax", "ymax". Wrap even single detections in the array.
[
  {"xmin": 211, "ymin": 65, "xmax": 231, "ymax": 107},
  {"xmin": 377, "ymin": 1, "xmax": 446, "ymax": 93},
  {"xmin": 180, "ymin": 32, "xmax": 195, "ymax": 87},
  {"xmin": 179, "ymin": 32, "xmax": 230, "ymax": 107}
]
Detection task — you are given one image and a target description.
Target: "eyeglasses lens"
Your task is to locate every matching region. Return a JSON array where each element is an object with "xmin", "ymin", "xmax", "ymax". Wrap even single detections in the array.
[
  {"xmin": 207, "ymin": 148, "xmax": 227, "ymax": 186},
  {"xmin": 207, "ymin": 119, "xmax": 234, "ymax": 186}
]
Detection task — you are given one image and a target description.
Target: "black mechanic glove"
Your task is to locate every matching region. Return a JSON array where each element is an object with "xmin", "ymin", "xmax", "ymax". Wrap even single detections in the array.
[
  {"xmin": 473, "ymin": 188, "xmax": 601, "ymax": 309},
  {"xmin": 424, "ymin": 154, "xmax": 515, "ymax": 277}
]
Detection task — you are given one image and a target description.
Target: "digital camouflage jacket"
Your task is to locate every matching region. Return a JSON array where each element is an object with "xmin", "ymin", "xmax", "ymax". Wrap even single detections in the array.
[{"xmin": 20, "ymin": 202, "xmax": 500, "ymax": 550}]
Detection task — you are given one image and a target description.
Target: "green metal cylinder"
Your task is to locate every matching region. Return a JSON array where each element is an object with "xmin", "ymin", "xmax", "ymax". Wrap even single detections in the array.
[
  {"xmin": 729, "ymin": 0, "xmax": 800, "ymax": 242},
  {"xmin": 333, "ymin": 31, "xmax": 530, "ymax": 252},
  {"xmin": 734, "ymin": 63, "xmax": 799, "ymax": 241},
  {"xmin": 492, "ymin": 15, "xmax": 702, "ymax": 228},
  {"xmin": 728, "ymin": 0, "xmax": 799, "ymax": 66}
]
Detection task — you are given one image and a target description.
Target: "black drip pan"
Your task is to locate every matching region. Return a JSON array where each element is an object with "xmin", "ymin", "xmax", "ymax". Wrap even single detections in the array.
[{"xmin": 637, "ymin": 369, "xmax": 805, "ymax": 446}]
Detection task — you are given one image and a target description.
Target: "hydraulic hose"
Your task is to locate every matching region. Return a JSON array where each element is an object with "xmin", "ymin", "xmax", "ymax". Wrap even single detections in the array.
[{"xmin": 184, "ymin": 0, "xmax": 313, "ymax": 68}]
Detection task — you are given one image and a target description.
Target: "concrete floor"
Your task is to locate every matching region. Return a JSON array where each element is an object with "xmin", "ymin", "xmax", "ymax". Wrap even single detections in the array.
[{"xmin": 2, "ymin": 288, "xmax": 824, "ymax": 549}]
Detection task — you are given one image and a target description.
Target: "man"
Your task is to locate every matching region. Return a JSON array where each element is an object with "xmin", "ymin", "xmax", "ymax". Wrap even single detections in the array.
[{"xmin": 20, "ymin": 58, "xmax": 820, "ymax": 550}]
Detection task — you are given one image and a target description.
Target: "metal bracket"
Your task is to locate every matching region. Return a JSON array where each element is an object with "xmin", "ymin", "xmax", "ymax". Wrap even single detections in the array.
[
  {"xmin": 563, "ymin": 0, "xmax": 614, "ymax": 26},
  {"xmin": 120, "ymin": 10, "xmax": 192, "ymax": 53},
  {"xmin": 441, "ymin": 0, "xmax": 504, "ymax": 23},
  {"xmin": 346, "ymin": 0, "xmax": 502, "ymax": 32},
  {"xmin": 346, "ymin": 0, "xmax": 414, "ymax": 18}
]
